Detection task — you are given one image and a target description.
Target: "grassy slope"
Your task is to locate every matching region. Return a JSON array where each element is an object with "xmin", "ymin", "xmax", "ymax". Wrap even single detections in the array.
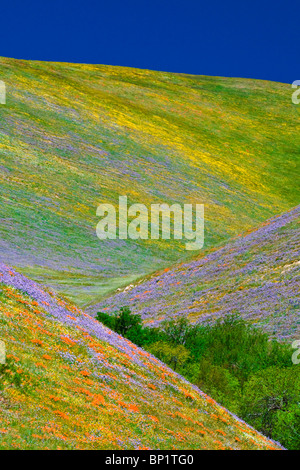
[
  {"xmin": 0, "ymin": 264, "xmax": 283, "ymax": 450},
  {"xmin": 95, "ymin": 206, "xmax": 300, "ymax": 342},
  {"xmin": 0, "ymin": 56, "xmax": 299, "ymax": 306}
]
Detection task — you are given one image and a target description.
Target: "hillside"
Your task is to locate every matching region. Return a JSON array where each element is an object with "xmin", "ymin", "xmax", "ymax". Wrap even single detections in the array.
[
  {"xmin": 0, "ymin": 263, "xmax": 283, "ymax": 450},
  {"xmin": 0, "ymin": 56, "xmax": 299, "ymax": 306},
  {"xmin": 94, "ymin": 206, "xmax": 300, "ymax": 342}
]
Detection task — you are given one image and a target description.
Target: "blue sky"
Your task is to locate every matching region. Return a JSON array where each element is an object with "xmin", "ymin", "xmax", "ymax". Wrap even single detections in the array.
[{"xmin": 1, "ymin": 0, "xmax": 299, "ymax": 83}]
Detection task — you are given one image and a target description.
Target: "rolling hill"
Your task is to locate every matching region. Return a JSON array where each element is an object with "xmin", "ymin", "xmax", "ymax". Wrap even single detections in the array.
[
  {"xmin": 0, "ymin": 263, "xmax": 283, "ymax": 450},
  {"xmin": 0, "ymin": 56, "xmax": 299, "ymax": 306},
  {"xmin": 94, "ymin": 205, "xmax": 300, "ymax": 342}
]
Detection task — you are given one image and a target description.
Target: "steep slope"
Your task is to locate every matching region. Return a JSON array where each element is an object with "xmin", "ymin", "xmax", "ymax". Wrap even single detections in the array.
[
  {"xmin": 95, "ymin": 206, "xmax": 300, "ymax": 342},
  {"xmin": 0, "ymin": 264, "xmax": 283, "ymax": 450},
  {"xmin": 0, "ymin": 56, "xmax": 299, "ymax": 305}
]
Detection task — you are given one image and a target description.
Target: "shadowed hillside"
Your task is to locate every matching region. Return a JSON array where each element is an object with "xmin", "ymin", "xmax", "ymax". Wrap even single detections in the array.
[
  {"xmin": 0, "ymin": 264, "xmax": 283, "ymax": 449},
  {"xmin": 0, "ymin": 56, "xmax": 299, "ymax": 305},
  {"xmin": 95, "ymin": 206, "xmax": 300, "ymax": 341}
]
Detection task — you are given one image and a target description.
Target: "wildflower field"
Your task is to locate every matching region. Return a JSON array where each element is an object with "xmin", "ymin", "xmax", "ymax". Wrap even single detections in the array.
[
  {"xmin": 0, "ymin": 56, "xmax": 299, "ymax": 451},
  {"xmin": 0, "ymin": 264, "xmax": 283, "ymax": 449},
  {"xmin": 0, "ymin": 56, "xmax": 299, "ymax": 305},
  {"xmin": 96, "ymin": 206, "xmax": 300, "ymax": 342}
]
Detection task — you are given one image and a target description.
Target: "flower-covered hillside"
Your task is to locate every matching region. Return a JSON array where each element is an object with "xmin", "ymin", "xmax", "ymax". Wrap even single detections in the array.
[
  {"xmin": 0, "ymin": 264, "xmax": 283, "ymax": 449},
  {"xmin": 0, "ymin": 56, "xmax": 299, "ymax": 305},
  {"xmin": 95, "ymin": 206, "xmax": 300, "ymax": 342}
]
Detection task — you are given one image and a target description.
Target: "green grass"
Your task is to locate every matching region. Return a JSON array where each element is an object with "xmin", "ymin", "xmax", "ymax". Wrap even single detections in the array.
[
  {"xmin": 0, "ymin": 56, "xmax": 299, "ymax": 304},
  {"xmin": 17, "ymin": 266, "xmax": 143, "ymax": 307}
]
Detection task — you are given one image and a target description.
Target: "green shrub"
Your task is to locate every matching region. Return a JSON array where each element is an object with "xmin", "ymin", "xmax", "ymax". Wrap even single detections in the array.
[
  {"xmin": 96, "ymin": 308, "xmax": 298, "ymax": 449},
  {"xmin": 148, "ymin": 341, "xmax": 190, "ymax": 371},
  {"xmin": 240, "ymin": 365, "xmax": 300, "ymax": 441}
]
